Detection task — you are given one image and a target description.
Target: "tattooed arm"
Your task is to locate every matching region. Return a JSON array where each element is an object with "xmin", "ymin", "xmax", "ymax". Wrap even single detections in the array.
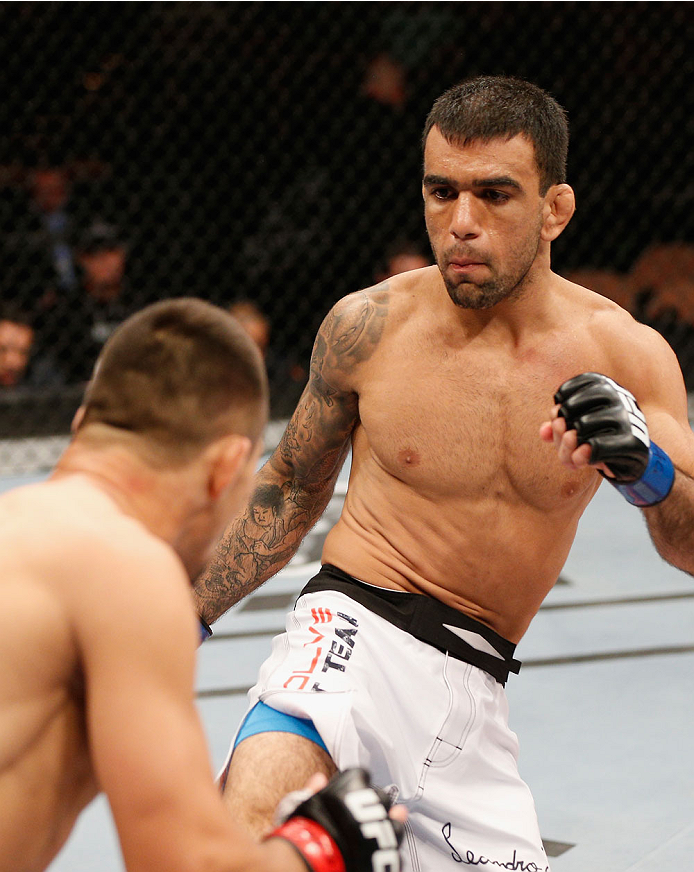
[{"xmin": 194, "ymin": 289, "xmax": 389, "ymax": 624}]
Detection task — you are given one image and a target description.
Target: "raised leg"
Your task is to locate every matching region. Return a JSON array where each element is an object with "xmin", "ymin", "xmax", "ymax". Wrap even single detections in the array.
[{"xmin": 221, "ymin": 731, "xmax": 338, "ymax": 839}]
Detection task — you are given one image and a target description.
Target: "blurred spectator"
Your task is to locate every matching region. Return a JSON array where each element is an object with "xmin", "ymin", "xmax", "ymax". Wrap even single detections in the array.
[
  {"xmin": 630, "ymin": 243, "xmax": 694, "ymax": 293},
  {"xmin": 0, "ymin": 302, "xmax": 63, "ymax": 390},
  {"xmin": 629, "ymin": 243, "xmax": 694, "ymax": 324},
  {"xmin": 625, "ymin": 243, "xmax": 694, "ymax": 390},
  {"xmin": 362, "ymin": 52, "xmax": 408, "ymax": 109},
  {"xmin": 561, "ymin": 254, "xmax": 694, "ymax": 391},
  {"xmin": 0, "ymin": 163, "xmax": 78, "ymax": 344},
  {"xmin": 374, "ymin": 239, "xmax": 432, "ymax": 283},
  {"xmin": 228, "ymin": 299, "xmax": 306, "ymax": 420},
  {"xmin": 55, "ymin": 220, "xmax": 139, "ymax": 384},
  {"xmin": 22, "ymin": 164, "xmax": 79, "ymax": 292},
  {"xmin": 0, "ymin": 304, "xmax": 34, "ymax": 389},
  {"xmin": 228, "ymin": 300, "xmax": 271, "ymax": 359},
  {"xmin": 77, "ymin": 220, "xmax": 128, "ymax": 304}
]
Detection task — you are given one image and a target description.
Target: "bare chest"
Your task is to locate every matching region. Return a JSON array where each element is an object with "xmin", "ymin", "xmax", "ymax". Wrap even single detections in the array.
[{"xmin": 356, "ymin": 345, "xmax": 589, "ymax": 505}]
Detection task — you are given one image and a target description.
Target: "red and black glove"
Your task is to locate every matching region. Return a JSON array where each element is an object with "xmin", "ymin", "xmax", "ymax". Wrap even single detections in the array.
[{"xmin": 267, "ymin": 768, "xmax": 404, "ymax": 872}]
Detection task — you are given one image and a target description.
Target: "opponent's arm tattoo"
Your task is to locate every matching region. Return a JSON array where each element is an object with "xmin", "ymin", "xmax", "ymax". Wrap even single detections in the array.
[{"xmin": 194, "ymin": 289, "xmax": 389, "ymax": 623}]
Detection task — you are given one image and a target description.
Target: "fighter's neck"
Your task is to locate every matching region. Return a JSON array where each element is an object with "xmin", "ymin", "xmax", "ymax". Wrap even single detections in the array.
[
  {"xmin": 440, "ymin": 270, "xmax": 562, "ymax": 346},
  {"xmin": 50, "ymin": 442, "xmax": 191, "ymax": 545}
]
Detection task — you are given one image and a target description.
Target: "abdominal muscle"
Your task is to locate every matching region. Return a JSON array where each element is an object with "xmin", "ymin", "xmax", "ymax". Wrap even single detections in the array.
[{"xmin": 322, "ymin": 438, "xmax": 597, "ymax": 643}]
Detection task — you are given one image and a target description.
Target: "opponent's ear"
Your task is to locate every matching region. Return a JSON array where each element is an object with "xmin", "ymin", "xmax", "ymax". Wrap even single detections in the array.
[
  {"xmin": 207, "ymin": 434, "xmax": 253, "ymax": 500},
  {"xmin": 541, "ymin": 184, "xmax": 575, "ymax": 242},
  {"xmin": 71, "ymin": 405, "xmax": 86, "ymax": 433}
]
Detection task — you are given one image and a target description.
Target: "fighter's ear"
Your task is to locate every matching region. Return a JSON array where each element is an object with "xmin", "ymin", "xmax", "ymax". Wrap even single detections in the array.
[
  {"xmin": 71, "ymin": 406, "xmax": 86, "ymax": 433},
  {"xmin": 541, "ymin": 183, "xmax": 575, "ymax": 242},
  {"xmin": 207, "ymin": 434, "xmax": 252, "ymax": 500}
]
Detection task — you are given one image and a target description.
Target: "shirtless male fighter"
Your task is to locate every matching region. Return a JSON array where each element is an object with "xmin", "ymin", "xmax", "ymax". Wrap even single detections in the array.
[
  {"xmin": 0, "ymin": 297, "xmax": 403, "ymax": 872},
  {"xmin": 194, "ymin": 76, "xmax": 694, "ymax": 871}
]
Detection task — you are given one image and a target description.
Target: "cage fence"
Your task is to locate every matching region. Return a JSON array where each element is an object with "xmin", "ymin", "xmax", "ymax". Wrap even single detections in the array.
[{"xmin": 0, "ymin": 1, "xmax": 692, "ymax": 472}]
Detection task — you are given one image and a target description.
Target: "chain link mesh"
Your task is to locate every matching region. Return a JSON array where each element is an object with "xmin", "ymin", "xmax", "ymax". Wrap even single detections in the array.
[{"xmin": 1, "ymin": 2, "xmax": 692, "ymax": 471}]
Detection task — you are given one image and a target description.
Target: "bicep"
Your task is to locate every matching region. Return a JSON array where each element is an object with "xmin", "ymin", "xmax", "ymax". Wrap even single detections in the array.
[
  {"xmin": 273, "ymin": 379, "xmax": 357, "ymax": 489},
  {"xmin": 628, "ymin": 328, "xmax": 694, "ymax": 475},
  {"xmin": 272, "ymin": 303, "xmax": 365, "ymax": 488}
]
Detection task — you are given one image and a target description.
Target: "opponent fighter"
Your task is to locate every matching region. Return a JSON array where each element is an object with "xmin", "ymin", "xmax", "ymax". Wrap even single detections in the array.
[
  {"xmin": 0, "ymin": 297, "xmax": 403, "ymax": 872},
  {"xmin": 194, "ymin": 76, "xmax": 694, "ymax": 870}
]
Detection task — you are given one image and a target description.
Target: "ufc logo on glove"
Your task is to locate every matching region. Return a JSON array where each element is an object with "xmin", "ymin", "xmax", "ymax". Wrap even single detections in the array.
[{"xmin": 345, "ymin": 788, "xmax": 400, "ymax": 871}]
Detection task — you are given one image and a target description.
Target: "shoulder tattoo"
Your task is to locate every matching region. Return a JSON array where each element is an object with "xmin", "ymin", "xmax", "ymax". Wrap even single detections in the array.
[
  {"xmin": 278, "ymin": 290, "xmax": 388, "ymax": 474},
  {"xmin": 312, "ymin": 290, "xmax": 389, "ymax": 395}
]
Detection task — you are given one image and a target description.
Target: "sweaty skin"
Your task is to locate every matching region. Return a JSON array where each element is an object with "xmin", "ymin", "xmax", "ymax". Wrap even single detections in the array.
[
  {"xmin": 205, "ymin": 267, "xmax": 684, "ymax": 642},
  {"xmin": 194, "ymin": 130, "xmax": 694, "ymax": 853},
  {"xmin": 318, "ymin": 268, "xmax": 694, "ymax": 642},
  {"xmin": 0, "ymin": 482, "xmax": 111, "ymax": 872},
  {"xmin": 322, "ymin": 272, "xmax": 604, "ymax": 641},
  {"xmin": 195, "ymin": 265, "xmax": 694, "ymax": 643},
  {"xmin": 0, "ymin": 466, "xmax": 308, "ymax": 872},
  {"xmin": 195, "ymin": 132, "xmax": 694, "ymax": 645}
]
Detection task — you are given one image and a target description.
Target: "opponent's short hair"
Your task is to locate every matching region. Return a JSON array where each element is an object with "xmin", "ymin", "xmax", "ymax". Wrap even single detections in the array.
[
  {"xmin": 79, "ymin": 297, "xmax": 268, "ymax": 460},
  {"xmin": 422, "ymin": 76, "xmax": 569, "ymax": 193}
]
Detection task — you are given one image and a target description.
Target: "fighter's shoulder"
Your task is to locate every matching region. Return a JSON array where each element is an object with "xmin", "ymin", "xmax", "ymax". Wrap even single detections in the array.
[
  {"xmin": 322, "ymin": 284, "xmax": 388, "ymax": 337},
  {"xmin": 562, "ymin": 277, "xmax": 684, "ymax": 396},
  {"xmin": 68, "ymin": 523, "xmax": 193, "ymax": 657},
  {"xmin": 584, "ymin": 288, "xmax": 675, "ymax": 362},
  {"xmin": 561, "ymin": 276, "xmax": 661, "ymax": 347},
  {"xmin": 323, "ymin": 267, "xmax": 429, "ymax": 339},
  {"xmin": 44, "ymin": 491, "xmax": 187, "ymax": 604}
]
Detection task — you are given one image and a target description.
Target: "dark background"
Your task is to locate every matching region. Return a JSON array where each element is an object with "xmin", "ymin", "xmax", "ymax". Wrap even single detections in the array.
[{"xmin": 1, "ymin": 2, "xmax": 692, "ymax": 456}]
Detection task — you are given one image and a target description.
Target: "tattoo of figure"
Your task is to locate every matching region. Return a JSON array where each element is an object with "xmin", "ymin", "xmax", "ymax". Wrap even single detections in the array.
[{"xmin": 194, "ymin": 288, "xmax": 389, "ymax": 622}]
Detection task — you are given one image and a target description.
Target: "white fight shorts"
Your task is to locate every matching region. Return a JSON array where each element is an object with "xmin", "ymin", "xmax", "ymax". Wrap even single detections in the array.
[{"xmin": 225, "ymin": 565, "xmax": 550, "ymax": 872}]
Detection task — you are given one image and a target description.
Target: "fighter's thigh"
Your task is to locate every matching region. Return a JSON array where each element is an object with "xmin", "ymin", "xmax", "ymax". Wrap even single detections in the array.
[{"xmin": 222, "ymin": 731, "xmax": 338, "ymax": 838}]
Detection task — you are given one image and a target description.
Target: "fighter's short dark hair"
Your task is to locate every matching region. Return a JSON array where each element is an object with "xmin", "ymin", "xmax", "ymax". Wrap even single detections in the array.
[{"xmin": 422, "ymin": 76, "xmax": 569, "ymax": 193}]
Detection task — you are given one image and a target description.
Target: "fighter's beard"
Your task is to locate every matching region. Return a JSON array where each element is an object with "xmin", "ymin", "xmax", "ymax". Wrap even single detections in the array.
[
  {"xmin": 443, "ymin": 274, "xmax": 522, "ymax": 309},
  {"xmin": 441, "ymin": 237, "xmax": 541, "ymax": 310}
]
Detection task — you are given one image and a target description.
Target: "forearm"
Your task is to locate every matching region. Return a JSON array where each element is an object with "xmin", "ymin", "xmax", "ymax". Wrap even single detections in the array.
[
  {"xmin": 195, "ymin": 302, "xmax": 365, "ymax": 624},
  {"xmin": 194, "ymin": 515, "xmax": 315, "ymax": 625},
  {"xmin": 644, "ymin": 468, "xmax": 694, "ymax": 575},
  {"xmin": 194, "ymin": 460, "xmax": 337, "ymax": 624},
  {"xmin": 547, "ymin": 372, "xmax": 694, "ymax": 577},
  {"xmin": 120, "ymin": 806, "xmax": 311, "ymax": 872}
]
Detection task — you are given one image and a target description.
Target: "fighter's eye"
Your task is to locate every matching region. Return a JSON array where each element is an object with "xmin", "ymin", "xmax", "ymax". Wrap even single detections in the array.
[
  {"xmin": 431, "ymin": 187, "xmax": 454, "ymax": 200},
  {"xmin": 482, "ymin": 190, "xmax": 510, "ymax": 203}
]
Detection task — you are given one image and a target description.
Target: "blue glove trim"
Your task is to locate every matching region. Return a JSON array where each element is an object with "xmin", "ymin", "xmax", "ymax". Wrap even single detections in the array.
[
  {"xmin": 608, "ymin": 442, "xmax": 675, "ymax": 507},
  {"xmin": 199, "ymin": 617, "xmax": 213, "ymax": 644}
]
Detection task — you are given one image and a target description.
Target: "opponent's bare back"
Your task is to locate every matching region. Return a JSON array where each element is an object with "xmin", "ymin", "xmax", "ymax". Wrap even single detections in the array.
[
  {"xmin": 0, "ymin": 480, "xmax": 108, "ymax": 871},
  {"xmin": 0, "ymin": 476, "xmax": 184, "ymax": 872}
]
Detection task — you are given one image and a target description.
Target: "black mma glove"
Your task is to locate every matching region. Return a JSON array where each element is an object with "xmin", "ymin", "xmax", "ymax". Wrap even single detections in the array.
[
  {"xmin": 267, "ymin": 767, "xmax": 404, "ymax": 872},
  {"xmin": 554, "ymin": 372, "xmax": 674, "ymax": 507}
]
